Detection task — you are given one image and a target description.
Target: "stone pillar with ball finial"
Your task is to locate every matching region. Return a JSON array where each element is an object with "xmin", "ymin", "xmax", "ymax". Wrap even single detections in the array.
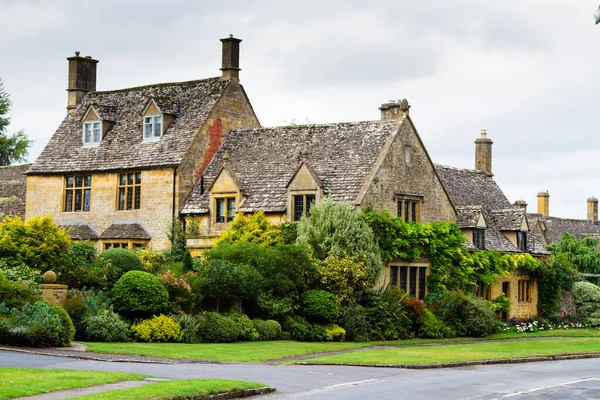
[{"xmin": 39, "ymin": 271, "xmax": 69, "ymax": 306}]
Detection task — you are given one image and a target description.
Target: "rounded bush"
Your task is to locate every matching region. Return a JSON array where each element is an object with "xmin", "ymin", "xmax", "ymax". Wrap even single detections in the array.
[
  {"xmin": 426, "ymin": 291, "xmax": 497, "ymax": 337},
  {"xmin": 84, "ymin": 309, "xmax": 131, "ymax": 342},
  {"xmin": 197, "ymin": 312, "xmax": 239, "ymax": 343},
  {"xmin": 99, "ymin": 248, "xmax": 143, "ymax": 284},
  {"xmin": 417, "ymin": 309, "xmax": 446, "ymax": 339},
  {"xmin": 230, "ymin": 313, "xmax": 254, "ymax": 341},
  {"xmin": 52, "ymin": 305, "xmax": 76, "ymax": 347},
  {"xmin": 301, "ymin": 290, "xmax": 340, "ymax": 323},
  {"xmin": 572, "ymin": 281, "xmax": 600, "ymax": 326},
  {"xmin": 172, "ymin": 314, "xmax": 200, "ymax": 344},
  {"xmin": 112, "ymin": 271, "xmax": 169, "ymax": 319},
  {"xmin": 252, "ymin": 318, "xmax": 281, "ymax": 341},
  {"xmin": 132, "ymin": 314, "xmax": 182, "ymax": 342},
  {"xmin": 325, "ymin": 324, "xmax": 346, "ymax": 342}
]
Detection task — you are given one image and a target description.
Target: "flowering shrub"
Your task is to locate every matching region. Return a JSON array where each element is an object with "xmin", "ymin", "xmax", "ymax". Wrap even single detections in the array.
[
  {"xmin": 503, "ymin": 316, "xmax": 588, "ymax": 333},
  {"xmin": 156, "ymin": 270, "xmax": 195, "ymax": 313},
  {"xmin": 132, "ymin": 314, "xmax": 182, "ymax": 342}
]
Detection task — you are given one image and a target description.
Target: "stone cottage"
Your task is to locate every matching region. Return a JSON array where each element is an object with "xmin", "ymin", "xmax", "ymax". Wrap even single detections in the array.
[{"xmin": 25, "ymin": 36, "xmax": 259, "ymax": 251}]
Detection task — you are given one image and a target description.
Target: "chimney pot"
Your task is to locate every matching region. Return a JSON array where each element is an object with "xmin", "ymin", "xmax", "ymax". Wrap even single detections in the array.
[
  {"xmin": 379, "ymin": 98, "xmax": 409, "ymax": 122},
  {"xmin": 220, "ymin": 35, "xmax": 242, "ymax": 81},
  {"xmin": 514, "ymin": 200, "xmax": 527, "ymax": 212},
  {"xmin": 75, "ymin": 51, "xmax": 80, "ymax": 56}
]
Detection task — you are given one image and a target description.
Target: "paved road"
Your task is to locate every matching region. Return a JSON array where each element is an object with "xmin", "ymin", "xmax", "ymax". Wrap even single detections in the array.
[{"xmin": 2, "ymin": 350, "xmax": 600, "ymax": 399}]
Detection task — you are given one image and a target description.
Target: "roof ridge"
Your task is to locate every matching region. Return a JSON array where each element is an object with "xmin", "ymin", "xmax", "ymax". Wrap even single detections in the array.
[
  {"xmin": 93, "ymin": 76, "xmax": 223, "ymax": 95},
  {"xmin": 258, "ymin": 120, "xmax": 395, "ymax": 130}
]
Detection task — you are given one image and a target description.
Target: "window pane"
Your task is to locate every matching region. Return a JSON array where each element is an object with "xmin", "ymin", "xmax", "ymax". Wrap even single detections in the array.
[
  {"xmin": 305, "ymin": 195, "xmax": 316, "ymax": 216},
  {"xmin": 126, "ymin": 187, "xmax": 133, "ymax": 209},
  {"xmin": 418, "ymin": 267, "xmax": 426, "ymax": 299},
  {"xmin": 75, "ymin": 176, "xmax": 83, "ymax": 187},
  {"xmin": 74, "ymin": 189, "xmax": 82, "ymax": 211},
  {"xmin": 397, "ymin": 200, "xmax": 403, "ymax": 219},
  {"xmin": 404, "ymin": 202, "xmax": 409, "ymax": 222},
  {"xmin": 390, "ymin": 266, "xmax": 398, "ymax": 287},
  {"xmin": 294, "ymin": 196, "xmax": 304, "ymax": 221},
  {"xmin": 83, "ymin": 189, "xmax": 91, "ymax": 211},
  {"xmin": 145, "ymin": 117, "xmax": 152, "ymax": 123},
  {"xmin": 119, "ymin": 174, "xmax": 126, "ymax": 186},
  {"xmin": 66, "ymin": 176, "xmax": 74, "ymax": 188},
  {"xmin": 118, "ymin": 188, "xmax": 125, "ymax": 210},
  {"xmin": 134, "ymin": 186, "xmax": 141, "ymax": 209},
  {"xmin": 128, "ymin": 173, "xmax": 134, "ymax": 185},
  {"xmin": 227, "ymin": 198, "xmax": 236, "ymax": 222},
  {"xmin": 144, "ymin": 123, "xmax": 152, "ymax": 139},
  {"xmin": 135, "ymin": 172, "xmax": 142, "ymax": 184},
  {"xmin": 216, "ymin": 198, "xmax": 225, "ymax": 223},
  {"xmin": 84, "ymin": 124, "xmax": 92, "ymax": 143},
  {"xmin": 412, "ymin": 202, "xmax": 417, "ymax": 223},
  {"xmin": 154, "ymin": 116, "xmax": 162, "ymax": 137},
  {"xmin": 409, "ymin": 266, "xmax": 417, "ymax": 297},
  {"xmin": 65, "ymin": 190, "xmax": 73, "ymax": 212},
  {"xmin": 93, "ymin": 126, "xmax": 101, "ymax": 143},
  {"xmin": 399, "ymin": 267, "xmax": 408, "ymax": 293},
  {"xmin": 84, "ymin": 176, "xmax": 92, "ymax": 187}
]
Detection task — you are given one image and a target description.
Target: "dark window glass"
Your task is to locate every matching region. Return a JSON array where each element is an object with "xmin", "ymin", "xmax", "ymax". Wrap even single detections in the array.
[
  {"xmin": 216, "ymin": 198, "xmax": 225, "ymax": 223},
  {"xmin": 517, "ymin": 231, "xmax": 528, "ymax": 251},
  {"xmin": 305, "ymin": 195, "xmax": 316, "ymax": 216},
  {"xmin": 66, "ymin": 176, "xmax": 74, "ymax": 188},
  {"xmin": 135, "ymin": 172, "xmax": 142, "ymax": 185},
  {"xmin": 404, "ymin": 202, "xmax": 409, "ymax": 222},
  {"xmin": 75, "ymin": 176, "xmax": 83, "ymax": 187},
  {"xmin": 227, "ymin": 198, "xmax": 236, "ymax": 222},
  {"xmin": 118, "ymin": 188, "xmax": 125, "ymax": 210},
  {"xmin": 134, "ymin": 187, "xmax": 141, "ymax": 210},
  {"xmin": 418, "ymin": 267, "xmax": 426, "ymax": 299},
  {"xmin": 118, "ymin": 172, "xmax": 141, "ymax": 210},
  {"xmin": 74, "ymin": 190, "xmax": 82, "ymax": 211},
  {"xmin": 294, "ymin": 195, "xmax": 304, "ymax": 221},
  {"xmin": 399, "ymin": 267, "xmax": 408, "ymax": 293},
  {"xmin": 397, "ymin": 200, "xmax": 403, "ymax": 219},
  {"xmin": 390, "ymin": 266, "xmax": 398, "ymax": 286},
  {"xmin": 84, "ymin": 176, "xmax": 92, "ymax": 187},
  {"xmin": 65, "ymin": 190, "xmax": 73, "ymax": 212},
  {"xmin": 120, "ymin": 174, "xmax": 126, "ymax": 185},
  {"xmin": 473, "ymin": 229, "xmax": 485, "ymax": 250},
  {"xmin": 411, "ymin": 202, "xmax": 417, "ymax": 223},
  {"xmin": 83, "ymin": 189, "xmax": 91, "ymax": 211},
  {"xmin": 128, "ymin": 173, "xmax": 134, "ymax": 185},
  {"xmin": 126, "ymin": 187, "xmax": 133, "ymax": 209},
  {"xmin": 409, "ymin": 266, "xmax": 418, "ymax": 297}
]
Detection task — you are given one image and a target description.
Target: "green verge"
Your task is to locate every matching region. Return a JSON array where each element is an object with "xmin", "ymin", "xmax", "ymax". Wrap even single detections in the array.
[
  {"xmin": 0, "ymin": 368, "xmax": 146, "ymax": 399},
  {"xmin": 297, "ymin": 338, "xmax": 600, "ymax": 365},
  {"xmin": 74, "ymin": 379, "xmax": 269, "ymax": 400},
  {"xmin": 82, "ymin": 329, "xmax": 600, "ymax": 363}
]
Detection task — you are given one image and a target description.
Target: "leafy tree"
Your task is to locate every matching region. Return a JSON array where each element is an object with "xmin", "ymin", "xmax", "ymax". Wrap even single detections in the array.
[
  {"xmin": 297, "ymin": 199, "xmax": 382, "ymax": 285},
  {"xmin": 547, "ymin": 233, "xmax": 600, "ymax": 274},
  {"xmin": 215, "ymin": 211, "xmax": 283, "ymax": 247},
  {"xmin": 167, "ymin": 218, "xmax": 187, "ymax": 261},
  {"xmin": 0, "ymin": 78, "xmax": 32, "ymax": 165}
]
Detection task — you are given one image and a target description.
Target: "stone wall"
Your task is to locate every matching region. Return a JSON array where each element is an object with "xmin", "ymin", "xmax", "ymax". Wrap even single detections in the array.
[{"xmin": 490, "ymin": 269, "xmax": 538, "ymax": 319}]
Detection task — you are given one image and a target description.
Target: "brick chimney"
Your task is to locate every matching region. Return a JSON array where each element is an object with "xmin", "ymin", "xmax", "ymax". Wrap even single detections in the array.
[
  {"xmin": 66, "ymin": 52, "xmax": 98, "ymax": 112},
  {"xmin": 220, "ymin": 35, "xmax": 242, "ymax": 81},
  {"xmin": 537, "ymin": 191, "xmax": 550, "ymax": 217},
  {"xmin": 475, "ymin": 129, "xmax": 493, "ymax": 177},
  {"xmin": 514, "ymin": 200, "xmax": 527, "ymax": 213},
  {"xmin": 587, "ymin": 196, "xmax": 598, "ymax": 223},
  {"xmin": 379, "ymin": 99, "xmax": 410, "ymax": 122}
]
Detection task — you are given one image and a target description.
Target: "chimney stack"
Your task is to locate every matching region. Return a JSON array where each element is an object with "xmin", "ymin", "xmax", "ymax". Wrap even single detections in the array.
[
  {"xmin": 588, "ymin": 196, "xmax": 598, "ymax": 224},
  {"xmin": 220, "ymin": 34, "xmax": 242, "ymax": 81},
  {"xmin": 475, "ymin": 129, "xmax": 493, "ymax": 177},
  {"xmin": 379, "ymin": 98, "xmax": 410, "ymax": 122},
  {"xmin": 537, "ymin": 191, "xmax": 550, "ymax": 217},
  {"xmin": 514, "ymin": 200, "xmax": 527, "ymax": 213},
  {"xmin": 66, "ymin": 52, "xmax": 98, "ymax": 112}
]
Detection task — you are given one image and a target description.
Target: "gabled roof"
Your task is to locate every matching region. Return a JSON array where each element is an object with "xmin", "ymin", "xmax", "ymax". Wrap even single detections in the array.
[
  {"xmin": 0, "ymin": 164, "xmax": 30, "ymax": 218},
  {"xmin": 527, "ymin": 213, "xmax": 600, "ymax": 244},
  {"xmin": 456, "ymin": 205, "xmax": 484, "ymax": 228},
  {"xmin": 489, "ymin": 209, "xmax": 526, "ymax": 231},
  {"xmin": 60, "ymin": 222, "xmax": 99, "ymax": 240},
  {"xmin": 28, "ymin": 77, "xmax": 231, "ymax": 174},
  {"xmin": 82, "ymin": 104, "xmax": 118, "ymax": 122},
  {"xmin": 99, "ymin": 222, "xmax": 151, "ymax": 240},
  {"xmin": 182, "ymin": 120, "xmax": 398, "ymax": 214}
]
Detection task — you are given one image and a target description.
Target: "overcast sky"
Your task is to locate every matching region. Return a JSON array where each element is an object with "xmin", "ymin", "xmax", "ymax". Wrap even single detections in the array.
[{"xmin": 1, "ymin": 0, "xmax": 599, "ymax": 219}]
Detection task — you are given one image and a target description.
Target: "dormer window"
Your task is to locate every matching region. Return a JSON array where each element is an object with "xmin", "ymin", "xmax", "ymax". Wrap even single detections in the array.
[
  {"xmin": 144, "ymin": 115, "xmax": 162, "ymax": 140},
  {"xmin": 473, "ymin": 228, "xmax": 485, "ymax": 250},
  {"xmin": 83, "ymin": 121, "xmax": 101, "ymax": 145},
  {"xmin": 517, "ymin": 231, "xmax": 528, "ymax": 251}
]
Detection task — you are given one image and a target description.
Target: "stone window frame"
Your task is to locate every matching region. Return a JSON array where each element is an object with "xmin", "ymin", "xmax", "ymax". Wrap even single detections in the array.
[
  {"xmin": 143, "ymin": 114, "xmax": 163, "ymax": 141},
  {"xmin": 117, "ymin": 172, "xmax": 142, "ymax": 211},
  {"xmin": 215, "ymin": 196, "xmax": 236, "ymax": 224},
  {"xmin": 389, "ymin": 263, "xmax": 429, "ymax": 299},
  {"xmin": 473, "ymin": 228, "xmax": 485, "ymax": 250},
  {"xmin": 82, "ymin": 121, "xmax": 102, "ymax": 146},
  {"xmin": 292, "ymin": 193, "xmax": 316, "ymax": 222},
  {"xmin": 64, "ymin": 174, "xmax": 92, "ymax": 213},
  {"xmin": 103, "ymin": 240, "xmax": 148, "ymax": 250},
  {"xmin": 395, "ymin": 194, "xmax": 423, "ymax": 223},
  {"xmin": 518, "ymin": 279, "xmax": 532, "ymax": 303}
]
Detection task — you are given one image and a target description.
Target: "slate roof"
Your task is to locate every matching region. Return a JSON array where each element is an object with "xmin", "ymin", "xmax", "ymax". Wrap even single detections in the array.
[
  {"xmin": 99, "ymin": 222, "xmax": 151, "ymax": 240},
  {"xmin": 182, "ymin": 121, "xmax": 398, "ymax": 214},
  {"xmin": 435, "ymin": 164, "xmax": 548, "ymax": 255},
  {"xmin": 28, "ymin": 77, "xmax": 231, "ymax": 174},
  {"xmin": 60, "ymin": 222, "xmax": 99, "ymax": 240},
  {"xmin": 455, "ymin": 205, "xmax": 483, "ymax": 228},
  {"xmin": 0, "ymin": 164, "xmax": 30, "ymax": 218},
  {"xmin": 527, "ymin": 213, "xmax": 600, "ymax": 244}
]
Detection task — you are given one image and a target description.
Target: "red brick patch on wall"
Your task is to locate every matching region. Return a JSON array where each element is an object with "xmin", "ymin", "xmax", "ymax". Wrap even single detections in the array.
[{"xmin": 198, "ymin": 117, "xmax": 224, "ymax": 181}]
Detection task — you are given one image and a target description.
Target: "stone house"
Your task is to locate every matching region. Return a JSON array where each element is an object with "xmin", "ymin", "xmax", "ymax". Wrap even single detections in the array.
[
  {"xmin": 25, "ymin": 36, "xmax": 260, "ymax": 251},
  {"xmin": 435, "ymin": 131, "xmax": 548, "ymax": 318},
  {"xmin": 182, "ymin": 100, "xmax": 457, "ymax": 300},
  {"xmin": 0, "ymin": 163, "xmax": 31, "ymax": 219}
]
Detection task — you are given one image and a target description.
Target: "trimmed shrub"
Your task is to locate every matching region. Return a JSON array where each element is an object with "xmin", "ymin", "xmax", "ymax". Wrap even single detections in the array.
[
  {"xmin": 112, "ymin": 271, "xmax": 169, "ymax": 319},
  {"xmin": 52, "ymin": 305, "xmax": 75, "ymax": 346},
  {"xmin": 417, "ymin": 309, "xmax": 446, "ymax": 339},
  {"xmin": 301, "ymin": 290, "xmax": 340, "ymax": 323},
  {"xmin": 132, "ymin": 314, "xmax": 182, "ymax": 342},
  {"xmin": 230, "ymin": 313, "xmax": 255, "ymax": 341},
  {"xmin": 0, "ymin": 271, "xmax": 42, "ymax": 309},
  {"xmin": 571, "ymin": 281, "xmax": 600, "ymax": 326},
  {"xmin": 83, "ymin": 309, "xmax": 131, "ymax": 342},
  {"xmin": 325, "ymin": 324, "xmax": 346, "ymax": 342},
  {"xmin": 172, "ymin": 314, "xmax": 200, "ymax": 344},
  {"xmin": 197, "ymin": 312, "xmax": 239, "ymax": 343},
  {"xmin": 99, "ymin": 248, "xmax": 143, "ymax": 285},
  {"xmin": 426, "ymin": 291, "xmax": 497, "ymax": 337},
  {"xmin": 283, "ymin": 314, "xmax": 310, "ymax": 341},
  {"xmin": 252, "ymin": 318, "xmax": 280, "ymax": 341}
]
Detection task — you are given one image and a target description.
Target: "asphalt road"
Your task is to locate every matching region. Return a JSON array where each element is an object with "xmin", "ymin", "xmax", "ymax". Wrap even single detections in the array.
[{"xmin": 2, "ymin": 350, "xmax": 600, "ymax": 399}]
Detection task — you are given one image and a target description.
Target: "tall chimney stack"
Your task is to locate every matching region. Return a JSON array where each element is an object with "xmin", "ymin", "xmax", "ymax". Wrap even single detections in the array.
[
  {"xmin": 66, "ymin": 52, "xmax": 98, "ymax": 112},
  {"xmin": 379, "ymin": 98, "xmax": 410, "ymax": 122},
  {"xmin": 514, "ymin": 200, "xmax": 527, "ymax": 213},
  {"xmin": 475, "ymin": 129, "xmax": 493, "ymax": 177},
  {"xmin": 587, "ymin": 196, "xmax": 598, "ymax": 224},
  {"xmin": 220, "ymin": 35, "xmax": 242, "ymax": 81},
  {"xmin": 537, "ymin": 191, "xmax": 550, "ymax": 217}
]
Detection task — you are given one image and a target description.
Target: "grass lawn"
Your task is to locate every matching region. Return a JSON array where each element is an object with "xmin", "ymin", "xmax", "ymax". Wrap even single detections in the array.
[
  {"xmin": 81, "ymin": 329, "xmax": 600, "ymax": 363},
  {"xmin": 0, "ymin": 368, "xmax": 146, "ymax": 399},
  {"xmin": 73, "ymin": 379, "xmax": 269, "ymax": 400},
  {"xmin": 297, "ymin": 337, "xmax": 600, "ymax": 365}
]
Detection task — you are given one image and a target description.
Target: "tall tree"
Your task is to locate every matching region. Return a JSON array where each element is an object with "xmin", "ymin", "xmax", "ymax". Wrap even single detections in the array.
[{"xmin": 0, "ymin": 78, "xmax": 32, "ymax": 165}]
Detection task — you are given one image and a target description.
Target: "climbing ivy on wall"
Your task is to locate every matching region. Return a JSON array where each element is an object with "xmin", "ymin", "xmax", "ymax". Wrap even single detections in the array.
[{"xmin": 361, "ymin": 208, "xmax": 541, "ymax": 295}]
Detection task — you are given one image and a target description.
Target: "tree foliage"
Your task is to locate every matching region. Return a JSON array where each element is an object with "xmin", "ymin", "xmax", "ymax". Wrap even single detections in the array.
[
  {"xmin": 0, "ymin": 78, "xmax": 32, "ymax": 165},
  {"xmin": 215, "ymin": 211, "xmax": 283, "ymax": 247},
  {"xmin": 547, "ymin": 233, "xmax": 600, "ymax": 274}
]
